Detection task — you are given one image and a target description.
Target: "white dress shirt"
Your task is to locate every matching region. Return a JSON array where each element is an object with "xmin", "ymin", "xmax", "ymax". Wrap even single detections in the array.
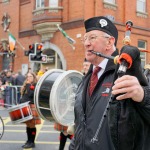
[{"xmin": 93, "ymin": 58, "xmax": 108, "ymax": 79}]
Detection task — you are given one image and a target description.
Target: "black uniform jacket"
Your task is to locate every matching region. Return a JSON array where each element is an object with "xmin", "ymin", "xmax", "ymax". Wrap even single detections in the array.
[
  {"xmin": 69, "ymin": 50, "xmax": 150, "ymax": 150},
  {"xmin": 21, "ymin": 83, "xmax": 36, "ymax": 104}
]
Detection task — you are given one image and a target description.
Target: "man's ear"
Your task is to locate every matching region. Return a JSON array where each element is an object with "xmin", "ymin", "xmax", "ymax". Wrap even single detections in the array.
[{"xmin": 106, "ymin": 37, "xmax": 115, "ymax": 50}]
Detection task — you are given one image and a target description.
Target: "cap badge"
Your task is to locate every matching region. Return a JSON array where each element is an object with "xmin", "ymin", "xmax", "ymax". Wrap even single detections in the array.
[{"xmin": 99, "ymin": 19, "xmax": 108, "ymax": 27}]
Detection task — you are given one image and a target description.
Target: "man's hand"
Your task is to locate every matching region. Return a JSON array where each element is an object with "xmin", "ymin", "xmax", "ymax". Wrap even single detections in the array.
[{"xmin": 112, "ymin": 75, "xmax": 144, "ymax": 102}]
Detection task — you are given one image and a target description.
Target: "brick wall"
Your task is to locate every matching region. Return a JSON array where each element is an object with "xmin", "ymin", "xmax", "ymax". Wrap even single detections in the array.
[{"xmin": 0, "ymin": 0, "xmax": 150, "ymax": 73}]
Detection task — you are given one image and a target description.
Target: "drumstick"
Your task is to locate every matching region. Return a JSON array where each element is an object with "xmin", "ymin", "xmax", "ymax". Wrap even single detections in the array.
[{"xmin": 2, "ymin": 103, "xmax": 14, "ymax": 108}]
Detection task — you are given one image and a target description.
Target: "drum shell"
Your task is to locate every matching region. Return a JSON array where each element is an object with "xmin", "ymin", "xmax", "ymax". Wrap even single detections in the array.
[
  {"xmin": 8, "ymin": 102, "xmax": 33, "ymax": 124},
  {"xmin": 34, "ymin": 69, "xmax": 64, "ymax": 122},
  {"xmin": 54, "ymin": 122, "xmax": 68, "ymax": 132},
  {"xmin": 35, "ymin": 69, "xmax": 83, "ymax": 126}
]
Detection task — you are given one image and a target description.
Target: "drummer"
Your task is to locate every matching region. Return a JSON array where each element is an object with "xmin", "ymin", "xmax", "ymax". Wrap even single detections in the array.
[
  {"xmin": 20, "ymin": 72, "xmax": 41, "ymax": 149},
  {"xmin": 54, "ymin": 122, "xmax": 74, "ymax": 150},
  {"xmin": 56, "ymin": 59, "xmax": 91, "ymax": 150}
]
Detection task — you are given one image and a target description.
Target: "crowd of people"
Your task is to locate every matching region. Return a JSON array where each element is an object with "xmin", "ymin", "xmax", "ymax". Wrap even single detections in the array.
[
  {"xmin": 0, "ymin": 67, "xmax": 49, "ymax": 108},
  {"xmin": 0, "ymin": 69, "xmax": 25, "ymax": 108}
]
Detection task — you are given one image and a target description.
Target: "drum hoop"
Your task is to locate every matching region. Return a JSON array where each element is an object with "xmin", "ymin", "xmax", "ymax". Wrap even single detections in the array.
[
  {"xmin": 8, "ymin": 101, "xmax": 30, "ymax": 112},
  {"xmin": 50, "ymin": 70, "xmax": 83, "ymax": 126},
  {"xmin": 34, "ymin": 69, "xmax": 65, "ymax": 121},
  {"xmin": 11, "ymin": 116, "xmax": 33, "ymax": 124}
]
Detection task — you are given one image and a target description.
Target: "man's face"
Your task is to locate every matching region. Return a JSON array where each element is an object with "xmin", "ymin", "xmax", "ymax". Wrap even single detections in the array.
[
  {"xmin": 82, "ymin": 30, "xmax": 114, "ymax": 65},
  {"xmin": 7, "ymin": 71, "xmax": 11, "ymax": 77},
  {"xmin": 83, "ymin": 61, "xmax": 91, "ymax": 75}
]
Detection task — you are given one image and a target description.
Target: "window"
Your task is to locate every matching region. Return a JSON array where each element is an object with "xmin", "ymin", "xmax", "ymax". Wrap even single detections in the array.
[
  {"xmin": 138, "ymin": 40, "xmax": 146, "ymax": 68},
  {"xmin": 104, "ymin": 0, "xmax": 115, "ymax": 4},
  {"xmin": 36, "ymin": 0, "xmax": 44, "ymax": 9},
  {"xmin": 49, "ymin": 0, "xmax": 58, "ymax": 8},
  {"xmin": 2, "ymin": 0, "xmax": 10, "ymax": 3},
  {"xmin": 137, "ymin": 0, "xmax": 146, "ymax": 13}
]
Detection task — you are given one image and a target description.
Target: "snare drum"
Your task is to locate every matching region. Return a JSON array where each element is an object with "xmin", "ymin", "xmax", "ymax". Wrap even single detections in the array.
[{"xmin": 8, "ymin": 102, "xmax": 33, "ymax": 124}]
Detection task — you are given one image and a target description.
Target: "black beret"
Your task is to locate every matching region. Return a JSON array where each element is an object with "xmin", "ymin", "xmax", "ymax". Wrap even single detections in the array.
[{"xmin": 84, "ymin": 16, "xmax": 118, "ymax": 46}]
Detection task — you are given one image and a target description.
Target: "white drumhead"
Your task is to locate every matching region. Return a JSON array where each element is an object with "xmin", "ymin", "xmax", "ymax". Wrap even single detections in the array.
[{"xmin": 50, "ymin": 70, "xmax": 83, "ymax": 126}]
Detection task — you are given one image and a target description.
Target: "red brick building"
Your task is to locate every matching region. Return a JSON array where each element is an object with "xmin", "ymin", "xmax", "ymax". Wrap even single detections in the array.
[{"xmin": 0, "ymin": 0, "xmax": 150, "ymax": 74}]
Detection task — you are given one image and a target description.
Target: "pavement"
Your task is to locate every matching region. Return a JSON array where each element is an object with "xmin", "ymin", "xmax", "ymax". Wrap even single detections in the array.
[{"xmin": 0, "ymin": 106, "xmax": 70, "ymax": 150}]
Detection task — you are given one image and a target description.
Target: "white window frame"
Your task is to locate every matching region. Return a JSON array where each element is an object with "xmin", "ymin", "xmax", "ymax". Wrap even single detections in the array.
[
  {"xmin": 137, "ymin": 0, "xmax": 146, "ymax": 13},
  {"xmin": 36, "ymin": 0, "xmax": 44, "ymax": 9},
  {"xmin": 49, "ymin": 0, "xmax": 58, "ymax": 8},
  {"xmin": 138, "ymin": 40, "xmax": 147, "ymax": 68},
  {"xmin": 104, "ymin": 0, "xmax": 115, "ymax": 4}
]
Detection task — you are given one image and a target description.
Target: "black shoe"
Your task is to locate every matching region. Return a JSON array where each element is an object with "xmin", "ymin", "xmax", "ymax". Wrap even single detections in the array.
[
  {"xmin": 22, "ymin": 141, "xmax": 29, "ymax": 148},
  {"xmin": 23, "ymin": 142, "xmax": 35, "ymax": 149}
]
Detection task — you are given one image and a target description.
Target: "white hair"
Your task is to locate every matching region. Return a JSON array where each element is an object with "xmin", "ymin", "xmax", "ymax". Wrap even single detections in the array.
[{"xmin": 103, "ymin": 32, "xmax": 116, "ymax": 49}]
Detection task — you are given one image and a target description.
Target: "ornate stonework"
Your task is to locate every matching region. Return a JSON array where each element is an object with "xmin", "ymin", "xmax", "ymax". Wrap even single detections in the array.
[
  {"xmin": 1, "ymin": 13, "xmax": 11, "ymax": 32},
  {"xmin": 33, "ymin": 22, "xmax": 61, "ymax": 42},
  {"xmin": 103, "ymin": 2, "xmax": 117, "ymax": 10}
]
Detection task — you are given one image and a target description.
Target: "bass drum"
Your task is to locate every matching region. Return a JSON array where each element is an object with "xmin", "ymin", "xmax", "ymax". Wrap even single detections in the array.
[{"xmin": 34, "ymin": 69, "xmax": 83, "ymax": 126}]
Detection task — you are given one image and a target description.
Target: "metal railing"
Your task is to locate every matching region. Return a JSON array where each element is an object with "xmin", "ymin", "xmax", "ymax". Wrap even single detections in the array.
[{"xmin": 4, "ymin": 85, "xmax": 22, "ymax": 106}]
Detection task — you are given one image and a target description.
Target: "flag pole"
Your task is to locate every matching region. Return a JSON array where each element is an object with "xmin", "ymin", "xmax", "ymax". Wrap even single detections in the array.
[
  {"xmin": 56, "ymin": 24, "xmax": 76, "ymax": 50},
  {"xmin": 16, "ymin": 39, "xmax": 25, "ymax": 50},
  {"xmin": 69, "ymin": 43, "xmax": 75, "ymax": 50}
]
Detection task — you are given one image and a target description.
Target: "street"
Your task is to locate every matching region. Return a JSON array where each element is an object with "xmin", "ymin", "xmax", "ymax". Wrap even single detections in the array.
[{"xmin": 0, "ymin": 107, "xmax": 70, "ymax": 150}]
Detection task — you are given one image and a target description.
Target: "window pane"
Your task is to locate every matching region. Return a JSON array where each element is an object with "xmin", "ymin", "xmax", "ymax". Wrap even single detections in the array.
[
  {"xmin": 41, "ymin": 0, "xmax": 44, "ymax": 7},
  {"xmin": 36, "ymin": 0, "xmax": 44, "ymax": 8},
  {"xmin": 36, "ymin": 0, "xmax": 40, "ymax": 8},
  {"xmin": 141, "ymin": 61, "xmax": 145, "ymax": 69},
  {"xmin": 138, "ymin": 40, "xmax": 146, "ymax": 68},
  {"xmin": 137, "ymin": 0, "xmax": 146, "ymax": 12},
  {"xmin": 50, "ymin": 0, "xmax": 58, "ymax": 7},
  {"xmin": 104, "ymin": 0, "xmax": 115, "ymax": 4},
  {"xmin": 138, "ymin": 41, "xmax": 146, "ymax": 49},
  {"xmin": 139, "ymin": 0, "xmax": 146, "ymax": 2}
]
